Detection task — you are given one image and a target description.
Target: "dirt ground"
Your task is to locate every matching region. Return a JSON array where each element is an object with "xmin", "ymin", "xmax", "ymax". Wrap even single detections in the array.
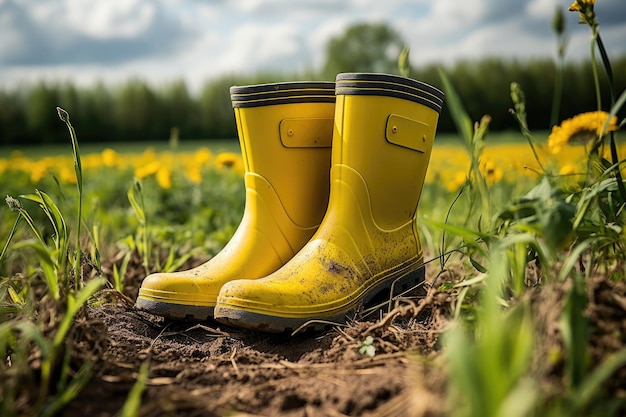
[{"xmin": 55, "ymin": 255, "xmax": 625, "ymax": 417}]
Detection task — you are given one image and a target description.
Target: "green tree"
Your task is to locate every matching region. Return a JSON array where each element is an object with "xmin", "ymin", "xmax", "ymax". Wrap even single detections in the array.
[
  {"xmin": 161, "ymin": 79, "xmax": 202, "ymax": 139},
  {"xmin": 199, "ymin": 76, "xmax": 239, "ymax": 139},
  {"xmin": 322, "ymin": 22, "xmax": 405, "ymax": 77},
  {"xmin": 115, "ymin": 79, "xmax": 163, "ymax": 141},
  {"xmin": 79, "ymin": 82, "xmax": 115, "ymax": 142},
  {"xmin": 25, "ymin": 82, "xmax": 63, "ymax": 143},
  {"xmin": 0, "ymin": 90, "xmax": 27, "ymax": 145}
]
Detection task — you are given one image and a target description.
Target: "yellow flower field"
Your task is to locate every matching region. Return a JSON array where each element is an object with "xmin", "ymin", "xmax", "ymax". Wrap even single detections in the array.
[
  {"xmin": 2, "ymin": 140, "xmax": 624, "ymax": 193},
  {"xmin": 1, "ymin": 147, "xmax": 246, "ymax": 189},
  {"xmin": 427, "ymin": 141, "xmax": 625, "ymax": 191}
]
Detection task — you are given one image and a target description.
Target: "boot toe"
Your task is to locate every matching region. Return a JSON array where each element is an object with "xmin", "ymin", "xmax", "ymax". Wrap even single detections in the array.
[{"xmin": 136, "ymin": 272, "xmax": 219, "ymax": 320}]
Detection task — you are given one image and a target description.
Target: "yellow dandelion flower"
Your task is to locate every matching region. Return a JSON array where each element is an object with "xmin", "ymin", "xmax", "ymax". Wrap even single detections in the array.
[
  {"xmin": 215, "ymin": 152, "xmax": 244, "ymax": 175},
  {"xmin": 30, "ymin": 162, "xmax": 48, "ymax": 183},
  {"xmin": 194, "ymin": 148, "xmax": 213, "ymax": 165},
  {"xmin": 80, "ymin": 154, "xmax": 100, "ymax": 170},
  {"xmin": 568, "ymin": 0, "xmax": 595, "ymax": 12},
  {"xmin": 102, "ymin": 148, "xmax": 121, "ymax": 167},
  {"xmin": 186, "ymin": 166, "xmax": 203, "ymax": 184},
  {"xmin": 444, "ymin": 171, "xmax": 467, "ymax": 192},
  {"xmin": 480, "ymin": 159, "xmax": 504, "ymax": 184},
  {"xmin": 136, "ymin": 148, "xmax": 157, "ymax": 167},
  {"xmin": 60, "ymin": 166, "xmax": 77, "ymax": 184},
  {"xmin": 559, "ymin": 163, "xmax": 584, "ymax": 189},
  {"xmin": 568, "ymin": 0, "xmax": 597, "ymax": 25},
  {"xmin": 548, "ymin": 111, "xmax": 618, "ymax": 154},
  {"xmin": 134, "ymin": 160, "xmax": 161, "ymax": 179},
  {"xmin": 156, "ymin": 167, "xmax": 172, "ymax": 189},
  {"xmin": 568, "ymin": 0, "xmax": 596, "ymax": 12},
  {"xmin": 559, "ymin": 164, "xmax": 578, "ymax": 176}
]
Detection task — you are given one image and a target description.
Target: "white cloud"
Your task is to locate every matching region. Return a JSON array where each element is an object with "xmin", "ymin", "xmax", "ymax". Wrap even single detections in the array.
[
  {"xmin": 1, "ymin": 0, "xmax": 625, "ymax": 92},
  {"xmin": 64, "ymin": 0, "xmax": 157, "ymax": 39},
  {"xmin": 526, "ymin": 0, "xmax": 561, "ymax": 19},
  {"xmin": 217, "ymin": 23, "xmax": 304, "ymax": 72}
]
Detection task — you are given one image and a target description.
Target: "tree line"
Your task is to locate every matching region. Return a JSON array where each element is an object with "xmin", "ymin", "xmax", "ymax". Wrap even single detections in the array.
[{"xmin": 1, "ymin": 22, "xmax": 624, "ymax": 145}]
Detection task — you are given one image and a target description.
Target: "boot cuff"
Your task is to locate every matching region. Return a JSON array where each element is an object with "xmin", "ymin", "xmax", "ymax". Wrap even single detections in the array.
[
  {"xmin": 335, "ymin": 73, "xmax": 444, "ymax": 114},
  {"xmin": 231, "ymin": 81, "xmax": 335, "ymax": 108}
]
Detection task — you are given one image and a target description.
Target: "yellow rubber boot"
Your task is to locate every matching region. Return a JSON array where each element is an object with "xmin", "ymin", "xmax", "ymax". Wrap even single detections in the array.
[
  {"xmin": 136, "ymin": 81, "xmax": 335, "ymax": 320},
  {"xmin": 214, "ymin": 73, "xmax": 444, "ymax": 333}
]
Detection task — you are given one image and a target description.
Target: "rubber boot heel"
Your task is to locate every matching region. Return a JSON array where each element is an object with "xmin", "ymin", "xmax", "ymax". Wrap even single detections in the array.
[{"xmin": 362, "ymin": 265, "xmax": 426, "ymax": 316}]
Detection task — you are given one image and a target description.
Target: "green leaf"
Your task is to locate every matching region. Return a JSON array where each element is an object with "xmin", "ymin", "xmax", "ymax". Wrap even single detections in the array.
[
  {"xmin": 16, "ymin": 321, "xmax": 51, "ymax": 358},
  {"xmin": 53, "ymin": 278, "xmax": 106, "ymax": 348},
  {"xmin": 0, "ymin": 213, "xmax": 22, "ymax": 265},
  {"xmin": 11, "ymin": 199, "xmax": 45, "ymax": 244},
  {"xmin": 438, "ymin": 67, "xmax": 473, "ymax": 147},
  {"xmin": 359, "ymin": 336, "xmax": 376, "ymax": 357},
  {"xmin": 57, "ymin": 107, "xmax": 83, "ymax": 193},
  {"xmin": 427, "ymin": 220, "xmax": 490, "ymax": 244},
  {"xmin": 127, "ymin": 185, "xmax": 146, "ymax": 225},
  {"xmin": 453, "ymin": 274, "xmax": 487, "ymax": 289},
  {"xmin": 12, "ymin": 239, "xmax": 60, "ymax": 299},
  {"xmin": 113, "ymin": 252, "xmax": 132, "ymax": 293},
  {"xmin": 560, "ymin": 273, "xmax": 589, "ymax": 390},
  {"xmin": 576, "ymin": 348, "xmax": 626, "ymax": 409},
  {"xmin": 119, "ymin": 362, "xmax": 149, "ymax": 417},
  {"xmin": 398, "ymin": 46, "xmax": 410, "ymax": 77},
  {"xmin": 7, "ymin": 285, "xmax": 25, "ymax": 305},
  {"xmin": 469, "ymin": 257, "xmax": 487, "ymax": 273},
  {"xmin": 38, "ymin": 190, "xmax": 68, "ymax": 242},
  {"xmin": 38, "ymin": 362, "xmax": 94, "ymax": 417}
]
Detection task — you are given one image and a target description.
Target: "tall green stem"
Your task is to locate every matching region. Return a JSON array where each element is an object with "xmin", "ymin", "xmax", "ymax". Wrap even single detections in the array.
[
  {"xmin": 57, "ymin": 108, "xmax": 83, "ymax": 289},
  {"xmin": 595, "ymin": 33, "xmax": 615, "ymax": 105},
  {"xmin": 594, "ymin": 33, "xmax": 625, "ymax": 201},
  {"xmin": 589, "ymin": 32, "xmax": 601, "ymax": 112}
]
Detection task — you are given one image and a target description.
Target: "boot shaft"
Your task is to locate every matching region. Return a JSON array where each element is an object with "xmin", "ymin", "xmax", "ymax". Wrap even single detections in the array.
[
  {"xmin": 230, "ymin": 82, "xmax": 335, "ymax": 228},
  {"xmin": 332, "ymin": 73, "xmax": 444, "ymax": 230}
]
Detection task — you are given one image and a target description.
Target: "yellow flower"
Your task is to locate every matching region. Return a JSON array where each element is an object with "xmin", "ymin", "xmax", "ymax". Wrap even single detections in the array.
[
  {"xmin": 559, "ymin": 163, "xmax": 584, "ymax": 189},
  {"xmin": 102, "ymin": 148, "xmax": 121, "ymax": 167},
  {"xmin": 568, "ymin": 0, "xmax": 597, "ymax": 25},
  {"xmin": 215, "ymin": 152, "xmax": 245, "ymax": 175},
  {"xmin": 559, "ymin": 164, "xmax": 578, "ymax": 176},
  {"xmin": 30, "ymin": 162, "xmax": 49, "ymax": 183},
  {"xmin": 60, "ymin": 166, "xmax": 77, "ymax": 184},
  {"xmin": 444, "ymin": 172, "xmax": 467, "ymax": 192},
  {"xmin": 186, "ymin": 166, "xmax": 203, "ymax": 184},
  {"xmin": 548, "ymin": 111, "xmax": 618, "ymax": 154},
  {"xmin": 194, "ymin": 148, "xmax": 213, "ymax": 165},
  {"xmin": 156, "ymin": 167, "xmax": 172, "ymax": 189},
  {"xmin": 568, "ymin": 0, "xmax": 595, "ymax": 12},
  {"xmin": 134, "ymin": 160, "xmax": 161, "ymax": 179},
  {"xmin": 480, "ymin": 159, "xmax": 504, "ymax": 184}
]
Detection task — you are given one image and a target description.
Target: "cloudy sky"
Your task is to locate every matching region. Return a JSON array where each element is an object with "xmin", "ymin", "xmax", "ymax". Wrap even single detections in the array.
[{"xmin": 1, "ymin": 0, "xmax": 625, "ymax": 93}]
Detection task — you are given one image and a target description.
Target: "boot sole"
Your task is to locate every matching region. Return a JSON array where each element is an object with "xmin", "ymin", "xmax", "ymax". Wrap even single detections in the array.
[
  {"xmin": 135, "ymin": 297, "xmax": 215, "ymax": 321},
  {"xmin": 215, "ymin": 265, "xmax": 425, "ymax": 334}
]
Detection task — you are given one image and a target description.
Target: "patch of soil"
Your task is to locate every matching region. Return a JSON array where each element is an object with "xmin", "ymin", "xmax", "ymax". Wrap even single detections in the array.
[
  {"xmin": 68, "ymin": 305, "xmax": 443, "ymax": 417},
  {"xmin": 57, "ymin": 255, "xmax": 625, "ymax": 417},
  {"xmin": 58, "ymin": 258, "xmax": 454, "ymax": 417}
]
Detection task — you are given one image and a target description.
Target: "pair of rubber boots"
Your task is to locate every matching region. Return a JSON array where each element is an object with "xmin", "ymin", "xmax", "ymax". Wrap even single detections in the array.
[{"xmin": 136, "ymin": 73, "xmax": 444, "ymax": 333}]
